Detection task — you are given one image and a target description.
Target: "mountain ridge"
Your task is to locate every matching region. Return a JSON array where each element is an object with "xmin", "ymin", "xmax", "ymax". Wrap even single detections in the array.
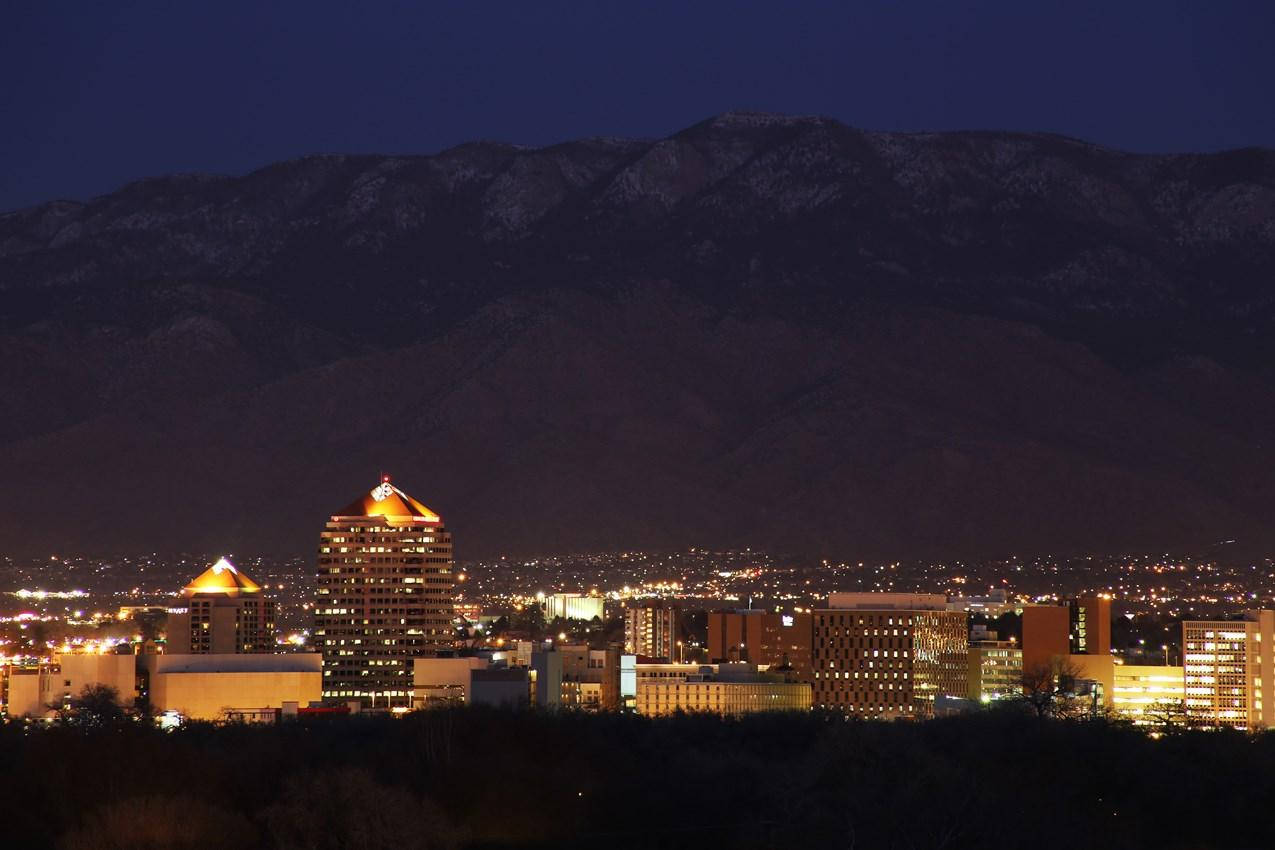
[{"xmin": 1, "ymin": 112, "xmax": 1273, "ymax": 558}]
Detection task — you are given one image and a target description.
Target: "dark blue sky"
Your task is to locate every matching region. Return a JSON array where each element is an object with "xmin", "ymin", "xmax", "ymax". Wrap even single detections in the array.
[{"xmin": 3, "ymin": 0, "xmax": 1273, "ymax": 212}]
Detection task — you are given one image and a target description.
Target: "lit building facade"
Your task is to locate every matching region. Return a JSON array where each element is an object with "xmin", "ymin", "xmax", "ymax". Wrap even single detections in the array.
[
  {"xmin": 167, "ymin": 558, "xmax": 275, "ymax": 654},
  {"xmin": 543, "ymin": 593, "xmax": 605, "ymax": 622},
  {"xmin": 1109, "ymin": 664, "xmax": 1185, "ymax": 725},
  {"xmin": 141, "ymin": 653, "xmax": 321, "ymax": 722},
  {"xmin": 1182, "ymin": 611, "xmax": 1275, "ymax": 730},
  {"xmin": 967, "ymin": 639, "xmax": 1022, "ymax": 702},
  {"xmin": 314, "ymin": 478, "xmax": 454, "ymax": 706},
  {"xmin": 635, "ymin": 663, "xmax": 811, "ymax": 716},
  {"xmin": 811, "ymin": 594, "xmax": 968, "ymax": 718},
  {"xmin": 625, "ymin": 603, "xmax": 678, "ymax": 660}
]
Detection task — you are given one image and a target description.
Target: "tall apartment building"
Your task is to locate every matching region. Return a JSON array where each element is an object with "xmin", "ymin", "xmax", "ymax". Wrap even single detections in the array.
[
  {"xmin": 625, "ymin": 603, "xmax": 678, "ymax": 660},
  {"xmin": 167, "ymin": 558, "xmax": 275, "ymax": 654},
  {"xmin": 314, "ymin": 477, "xmax": 454, "ymax": 706},
  {"xmin": 1182, "ymin": 610, "xmax": 1275, "ymax": 730},
  {"xmin": 811, "ymin": 593, "xmax": 968, "ymax": 718},
  {"xmin": 707, "ymin": 610, "xmax": 813, "ymax": 680}
]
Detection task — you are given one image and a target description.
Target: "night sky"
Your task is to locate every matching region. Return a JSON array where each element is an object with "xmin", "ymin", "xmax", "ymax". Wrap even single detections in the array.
[{"xmin": 3, "ymin": 0, "xmax": 1273, "ymax": 213}]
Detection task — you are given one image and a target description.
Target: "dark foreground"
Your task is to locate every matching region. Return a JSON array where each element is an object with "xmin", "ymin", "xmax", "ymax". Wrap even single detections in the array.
[{"xmin": 5, "ymin": 709, "xmax": 1273, "ymax": 850}]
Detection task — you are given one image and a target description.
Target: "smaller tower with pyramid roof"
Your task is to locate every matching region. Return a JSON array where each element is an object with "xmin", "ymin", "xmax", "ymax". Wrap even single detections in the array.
[{"xmin": 167, "ymin": 557, "xmax": 276, "ymax": 654}]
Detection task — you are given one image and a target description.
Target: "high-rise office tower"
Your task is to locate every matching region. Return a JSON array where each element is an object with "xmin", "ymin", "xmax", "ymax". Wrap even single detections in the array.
[
  {"xmin": 625, "ymin": 603, "xmax": 679, "ymax": 660},
  {"xmin": 1182, "ymin": 610, "xmax": 1275, "ymax": 730},
  {"xmin": 314, "ymin": 477, "xmax": 454, "ymax": 706},
  {"xmin": 167, "ymin": 557, "xmax": 275, "ymax": 654},
  {"xmin": 811, "ymin": 593, "xmax": 968, "ymax": 718}
]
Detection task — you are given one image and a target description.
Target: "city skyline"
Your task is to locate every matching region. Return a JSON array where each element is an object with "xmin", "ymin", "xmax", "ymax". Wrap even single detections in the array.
[{"xmin": 3, "ymin": 3, "xmax": 1274, "ymax": 846}]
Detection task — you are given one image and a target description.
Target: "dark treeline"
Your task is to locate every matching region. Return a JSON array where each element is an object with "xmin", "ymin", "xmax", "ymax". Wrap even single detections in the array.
[{"xmin": 3, "ymin": 709, "xmax": 1273, "ymax": 849}]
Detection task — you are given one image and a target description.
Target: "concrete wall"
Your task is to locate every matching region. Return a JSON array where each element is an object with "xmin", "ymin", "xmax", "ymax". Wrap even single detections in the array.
[
  {"xmin": 56, "ymin": 654, "xmax": 138, "ymax": 704},
  {"xmin": 151, "ymin": 670, "xmax": 321, "ymax": 721},
  {"xmin": 4, "ymin": 668, "xmax": 51, "ymax": 717}
]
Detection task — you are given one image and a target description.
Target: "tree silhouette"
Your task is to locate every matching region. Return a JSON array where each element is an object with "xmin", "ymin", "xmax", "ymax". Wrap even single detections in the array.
[
  {"xmin": 1018, "ymin": 657, "xmax": 1087, "ymax": 719},
  {"xmin": 58, "ymin": 684, "xmax": 127, "ymax": 728}
]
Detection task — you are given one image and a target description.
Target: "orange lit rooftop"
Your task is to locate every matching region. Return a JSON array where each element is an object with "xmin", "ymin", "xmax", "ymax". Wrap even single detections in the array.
[
  {"xmin": 182, "ymin": 557, "xmax": 262, "ymax": 597},
  {"xmin": 334, "ymin": 477, "xmax": 440, "ymax": 522}
]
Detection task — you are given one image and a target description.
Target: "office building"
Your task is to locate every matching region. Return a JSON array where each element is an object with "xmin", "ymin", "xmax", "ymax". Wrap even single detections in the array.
[
  {"xmin": 1109, "ymin": 663, "xmax": 1185, "ymax": 726},
  {"xmin": 314, "ymin": 477, "xmax": 455, "ymax": 706},
  {"xmin": 707, "ymin": 610, "xmax": 812, "ymax": 679},
  {"xmin": 166, "ymin": 557, "xmax": 276, "ymax": 654},
  {"xmin": 635, "ymin": 662, "xmax": 811, "ymax": 716},
  {"xmin": 1182, "ymin": 610, "xmax": 1275, "ymax": 730},
  {"xmin": 967, "ymin": 633, "xmax": 1022, "ymax": 702},
  {"xmin": 811, "ymin": 593, "xmax": 968, "ymax": 718},
  {"xmin": 625, "ymin": 602, "xmax": 678, "ymax": 660},
  {"xmin": 556, "ymin": 643, "xmax": 620, "ymax": 710}
]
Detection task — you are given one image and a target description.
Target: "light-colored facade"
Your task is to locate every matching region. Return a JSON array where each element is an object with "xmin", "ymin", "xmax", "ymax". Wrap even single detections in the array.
[
  {"xmin": 543, "ymin": 593, "xmax": 605, "ymax": 622},
  {"xmin": 3, "ymin": 666, "xmax": 54, "ymax": 717},
  {"xmin": 1182, "ymin": 611, "xmax": 1275, "ymax": 730},
  {"xmin": 635, "ymin": 663, "xmax": 811, "ymax": 716},
  {"xmin": 1110, "ymin": 664, "xmax": 1185, "ymax": 725},
  {"xmin": 167, "ymin": 557, "xmax": 276, "ymax": 654},
  {"xmin": 812, "ymin": 594, "xmax": 968, "ymax": 718},
  {"xmin": 143, "ymin": 653, "xmax": 322, "ymax": 722},
  {"xmin": 3, "ymin": 654, "xmax": 138, "ymax": 718},
  {"xmin": 625, "ymin": 603, "xmax": 678, "ymax": 660},
  {"xmin": 967, "ymin": 640, "xmax": 1022, "ymax": 702},
  {"xmin": 413, "ymin": 657, "xmax": 490, "ymax": 706},
  {"xmin": 315, "ymin": 478, "xmax": 455, "ymax": 706}
]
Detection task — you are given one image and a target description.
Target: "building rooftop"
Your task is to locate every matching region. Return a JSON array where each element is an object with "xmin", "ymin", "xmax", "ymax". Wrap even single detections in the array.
[
  {"xmin": 182, "ymin": 557, "xmax": 262, "ymax": 597},
  {"xmin": 334, "ymin": 477, "xmax": 440, "ymax": 521}
]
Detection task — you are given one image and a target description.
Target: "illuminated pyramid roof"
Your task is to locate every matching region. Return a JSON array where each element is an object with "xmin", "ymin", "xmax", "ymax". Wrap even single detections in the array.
[
  {"xmin": 182, "ymin": 557, "xmax": 262, "ymax": 597},
  {"xmin": 335, "ymin": 477, "xmax": 440, "ymax": 521}
]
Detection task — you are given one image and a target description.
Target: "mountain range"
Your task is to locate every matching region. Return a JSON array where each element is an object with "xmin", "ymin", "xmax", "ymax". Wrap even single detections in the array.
[{"xmin": 2, "ymin": 111, "xmax": 1273, "ymax": 560}]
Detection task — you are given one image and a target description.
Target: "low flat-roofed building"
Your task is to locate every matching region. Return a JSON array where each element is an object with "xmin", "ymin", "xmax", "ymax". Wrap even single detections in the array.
[
  {"xmin": 142, "ymin": 653, "xmax": 321, "ymax": 722},
  {"xmin": 471, "ymin": 669, "xmax": 530, "ymax": 708},
  {"xmin": 967, "ymin": 640, "xmax": 1022, "ymax": 702},
  {"xmin": 636, "ymin": 663, "xmax": 810, "ymax": 716},
  {"xmin": 827, "ymin": 593, "xmax": 948, "ymax": 611},
  {"xmin": 414, "ymin": 657, "xmax": 491, "ymax": 706},
  {"xmin": 543, "ymin": 593, "xmax": 605, "ymax": 623},
  {"xmin": 5, "ymin": 654, "xmax": 138, "ymax": 718},
  {"xmin": 55, "ymin": 653, "xmax": 138, "ymax": 706},
  {"xmin": 1110, "ymin": 663, "xmax": 1185, "ymax": 725}
]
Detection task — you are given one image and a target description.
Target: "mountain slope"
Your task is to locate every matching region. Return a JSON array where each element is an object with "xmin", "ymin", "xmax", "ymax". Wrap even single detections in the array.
[{"xmin": 1, "ymin": 113, "xmax": 1273, "ymax": 557}]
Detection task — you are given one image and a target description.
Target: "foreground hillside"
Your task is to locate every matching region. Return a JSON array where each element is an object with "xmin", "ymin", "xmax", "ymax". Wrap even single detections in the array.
[{"xmin": 1, "ymin": 113, "xmax": 1273, "ymax": 556}]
